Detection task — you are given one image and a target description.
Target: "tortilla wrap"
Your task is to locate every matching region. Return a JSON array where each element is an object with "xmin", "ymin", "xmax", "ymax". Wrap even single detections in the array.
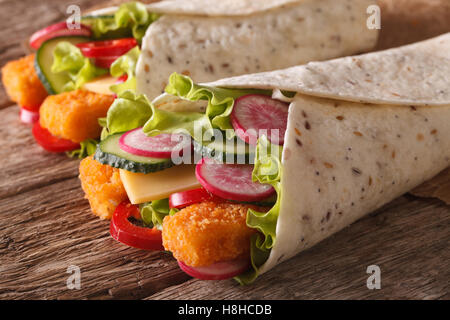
[
  {"xmin": 135, "ymin": 0, "xmax": 378, "ymax": 99},
  {"xmin": 154, "ymin": 33, "xmax": 450, "ymax": 276}
]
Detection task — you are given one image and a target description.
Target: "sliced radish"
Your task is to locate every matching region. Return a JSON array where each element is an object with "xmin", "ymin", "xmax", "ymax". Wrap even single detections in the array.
[
  {"xmin": 119, "ymin": 127, "xmax": 191, "ymax": 158},
  {"xmin": 29, "ymin": 22, "xmax": 92, "ymax": 49},
  {"xmin": 19, "ymin": 108, "xmax": 39, "ymax": 124},
  {"xmin": 231, "ymin": 94, "xmax": 289, "ymax": 145},
  {"xmin": 169, "ymin": 188, "xmax": 220, "ymax": 209},
  {"xmin": 178, "ymin": 258, "xmax": 250, "ymax": 280},
  {"xmin": 195, "ymin": 158, "xmax": 274, "ymax": 202}
]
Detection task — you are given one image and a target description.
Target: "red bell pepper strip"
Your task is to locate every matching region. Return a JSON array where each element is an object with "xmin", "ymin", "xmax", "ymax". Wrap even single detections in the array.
[
  {"xmin": 32, "ymin": 122, "xmax": 80, "ymax": 153},
  {"xmin": 169, "ymin": 188, "xmax": 220, "ymax": 209},
  {"xmin": 110, "ymin": 201, "xmax": 164, "ymax": 251}
]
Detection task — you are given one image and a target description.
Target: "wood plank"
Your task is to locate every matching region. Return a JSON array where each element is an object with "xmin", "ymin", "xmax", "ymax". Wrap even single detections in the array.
[
  {"xmin": 0, "ymin": 0, "xmax": 107, "ymax": 109},
  {"xmin": 145, "ymin": 196, "xmax": 450, "ymax": 300},
  {"xmin": 376, "ymin": 0, "xmax": 450, "ymax": 50},
  {"xmin": 0, "ymin": 0, "xmax": 448, "ymax": 300},
  {"xmin": 1, "ymin": 0, "xmax": 448, "ymax": 109},
  {"xmin": 0, "ymin": 0, "xmax": 157, "ymax": 109},
  {"xmin": 0, "ymin": 177, "xmax": 190, "ymax": 299}
]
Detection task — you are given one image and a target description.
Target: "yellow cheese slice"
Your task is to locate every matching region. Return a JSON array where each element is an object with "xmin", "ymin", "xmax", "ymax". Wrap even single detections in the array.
[
  {"xmin": 82, "ymin": 76, "xmax": 116, "ymax": 95},
  {"xmin": 119, "ymin": 165, "xmax": 201, "ymax": 204}
]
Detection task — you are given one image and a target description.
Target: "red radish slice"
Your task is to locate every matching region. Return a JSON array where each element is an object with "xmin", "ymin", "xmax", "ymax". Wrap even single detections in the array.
[
  {"xmin": 231, "ymin": 94, "xmax": 289, "ymax": 146},
  {"xmin": 195, "ymin": 158, "xmax": 275, "ymax": 202},
  {"xmin": 29, "ymin": 22, "xmax": 92, "ymax": 49},
  {"xmin": 178, "ymin": 258, "xmax": 250, "ymax": 280},
  {"xmin": 119, "ymin": 127, "xmax": 191, "ymax": 158},
  {"xmin": 76, "ymin": 38, "xmax": 137, "ymax": 58},
  {"xmin": 20, "ymin": 108, "xmax": 39, "ymax": 124}
]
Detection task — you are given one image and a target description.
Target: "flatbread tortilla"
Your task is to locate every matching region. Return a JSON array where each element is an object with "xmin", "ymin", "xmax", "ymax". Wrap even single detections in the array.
[
  {"xmin": 153, "ymin": 33, "xmax": 450, "ymax": 275},
  {"xmin": 208, "ymin": 33, "xmax": 450, "ymax": 106},
  {"xmin": 136, "ymin": 0, "xmax": 378, "ymax": 99}
]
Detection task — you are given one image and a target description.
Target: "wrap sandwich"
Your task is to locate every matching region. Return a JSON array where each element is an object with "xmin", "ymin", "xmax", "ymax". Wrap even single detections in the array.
[
  {"xmin": 79, "ymin": 33, "xmax": 450, "ymax": 283},
  {"xmin": 1, "ymin": 0, "xmax": 378, "ymax": 155}
]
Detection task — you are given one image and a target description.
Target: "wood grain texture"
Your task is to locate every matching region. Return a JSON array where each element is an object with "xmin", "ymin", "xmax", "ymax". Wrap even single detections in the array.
[
  {"xmin": 0, "ymin": 104, "xmax": 448, "ymax": 300},
  {"xmin": 145, "ymin": 196, "xmax": 450, "ymax": 300},
  {"xmin": 411, "ymin": 168, "xmax": 450, "ymax": 206},
  {"xmin": 0, "ymin": 177, "xmax": 190, "ymax": 300},
  {"xmin": 0, "ymin": 106, "xmax": 79, "ymax": 200},
  {"xmin": 1, "ymin": 0, "xmax": 449, "ymax": 109},
  {"xmin": 0, "ymin": 0, "xmax": 104, "ymax": 109},
  {"xmin": 0, "ymin": 0, "xmax": 157, "ymax": 109},
  {"xmin": 376, "ymin": 0, "xmax": 450, "ymax": 50}
]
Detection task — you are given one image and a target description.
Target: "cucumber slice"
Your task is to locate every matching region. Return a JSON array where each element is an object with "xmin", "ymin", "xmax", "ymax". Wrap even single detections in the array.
[
  {"xmin": 94, "ymin": 133, "xmax": 174, "ymax": 173},
  {"xmin": 35, "ymin": 36, "xmax": 89, "ymax": 94},
  {"xmin": 193, "ymin": 138, "xmax": 255, "ymax": 164}
]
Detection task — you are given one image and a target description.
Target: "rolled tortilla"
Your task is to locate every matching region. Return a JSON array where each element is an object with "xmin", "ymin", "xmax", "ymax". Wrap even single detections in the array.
[
  {"xmin": 155, "ymin": 33, "xmax": 450, "ymax": 277},
  {"xmin": 136, "ymin": 0, "xmax": 379, "ymax": 99}
]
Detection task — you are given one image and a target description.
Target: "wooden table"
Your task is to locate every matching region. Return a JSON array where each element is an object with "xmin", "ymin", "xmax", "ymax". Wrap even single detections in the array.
[{"xmin": 0, "ymin": 0, "xmax": 449, "ymax": 300}]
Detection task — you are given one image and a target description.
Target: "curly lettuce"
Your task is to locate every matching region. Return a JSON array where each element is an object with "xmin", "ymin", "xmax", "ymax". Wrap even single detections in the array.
[
  {"xmin": 84, "ymin": 2, "xmax": 160, "ymax": 42},
  {"xmin": 235, "ymin": 135, "xmax": 283, "ymax": 285},
  {"xmin": 104, "ymin": 90, "xmax": 153, "ymax": 138},
  {"xmin": 51, "ymin": 42, "xmax": 108, "ymax": 92},
  {"xmin": 140, "ymin": 199, "xmax": 179, "ymax": 230},
  {"xmin": 143, "ymin": 73, "xmax": 271, "ymax": 139},
  {"xmin": 66, "ymin": 139, "xmax": 98, "ymax": 159}
]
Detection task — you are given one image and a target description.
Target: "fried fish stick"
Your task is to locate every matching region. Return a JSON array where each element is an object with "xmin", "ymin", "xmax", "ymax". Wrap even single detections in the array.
[
  {"xmin": 1, "ymin": 54, "xmax": 48, "ymax": 109},
  {"xmin": 162, "ymin": 201, "xmax": 265, "ymax": 267},
  {"xmin": 39, "ymin": 90, "xmax": 114, "ymax": 143},
  {"xmin": 79, "ymin": 156, "xmax": 128, "ymax": 220}
]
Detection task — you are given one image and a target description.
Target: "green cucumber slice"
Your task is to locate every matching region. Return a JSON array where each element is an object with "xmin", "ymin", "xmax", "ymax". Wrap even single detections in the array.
[
  {"xmin": 193, "ymin": 138, "xmax": 255, "ymax": 164},
  {"xmin": 35, "ymin": 36, "xmax": 89, "ymax": 94},
  {"xmin": 94, "ymin": 133, "xmax": 173, "ymax": 173}
]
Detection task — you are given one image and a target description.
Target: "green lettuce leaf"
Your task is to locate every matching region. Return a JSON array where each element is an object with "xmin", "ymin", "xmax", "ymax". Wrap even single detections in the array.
[
  {"xmin": 109, "ymin": 46, "xmax": 140, "ymax": 95},
  {"xmin": 105, "ymin": 90, "xmax": 153, "ymax": 137},
  {"xmin": 66, "ymin": 139, "xmax": 99, "ymax": 159},
  {"xmin": 235, "ymin": 135, "xmax": 283, "ymax": 285},
  {"xmin": 140, "ymin": 199, "xmax": 179, "ymax": 230},
  {"xmin": 52, "ymin": 42, "xmax": 108, "ymax": 92},
  {"xmin": 86, "ymin": 2, "xmax": 160, "ymax": 42},
  {"xmin": 143, "ymin": 73, "xmax": 271, "ymax": 139}
]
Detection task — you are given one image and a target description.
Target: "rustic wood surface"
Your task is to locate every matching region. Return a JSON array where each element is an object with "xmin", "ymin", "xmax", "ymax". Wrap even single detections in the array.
[{"xmin": 0, "ymin": 0, "xmax": 449, "ymax": 300}]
